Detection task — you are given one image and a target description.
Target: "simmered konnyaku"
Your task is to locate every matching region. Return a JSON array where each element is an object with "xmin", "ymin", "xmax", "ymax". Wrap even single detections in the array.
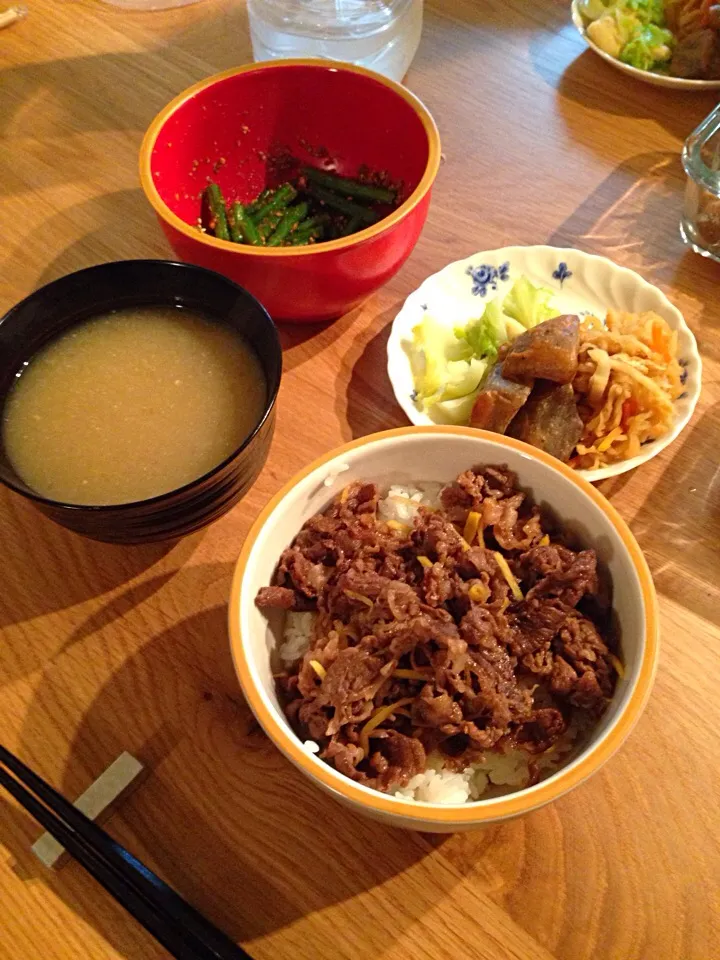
[{"xmin": 256, "ymin": 468, "xmax": 618, "ymax": 793}]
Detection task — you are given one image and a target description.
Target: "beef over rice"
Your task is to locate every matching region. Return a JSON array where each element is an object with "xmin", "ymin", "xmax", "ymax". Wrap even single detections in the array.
[{"xmin": 255, "ymin": 466, "xmax": 619, "ymax": 801}]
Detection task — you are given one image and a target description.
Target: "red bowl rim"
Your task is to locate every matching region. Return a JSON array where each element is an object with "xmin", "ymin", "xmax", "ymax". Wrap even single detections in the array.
[{"xmin": 138, "ymin": 59, "xmax": 442, "ymax": 258}]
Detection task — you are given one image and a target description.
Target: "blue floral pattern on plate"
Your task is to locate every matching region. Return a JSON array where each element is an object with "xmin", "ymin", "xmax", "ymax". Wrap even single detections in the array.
[
  {"xmin": 466, "ymin": 261, "xmax": 510, "ymax": 297},
  {"xmin": 552, "ymin": 261, "xmax": 572, "ymax": 285}
]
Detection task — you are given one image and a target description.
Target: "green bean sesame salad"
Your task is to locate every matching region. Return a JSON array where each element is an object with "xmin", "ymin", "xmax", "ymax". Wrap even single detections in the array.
[{"xmin": 200, "ymin": 165, "xmax": 400, "ymax": 248}]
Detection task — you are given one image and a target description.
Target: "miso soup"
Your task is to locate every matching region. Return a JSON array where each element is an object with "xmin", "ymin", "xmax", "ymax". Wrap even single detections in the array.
[{"xmin": 1, "ymin": 306, "xmax": 267, "ymax": 505}]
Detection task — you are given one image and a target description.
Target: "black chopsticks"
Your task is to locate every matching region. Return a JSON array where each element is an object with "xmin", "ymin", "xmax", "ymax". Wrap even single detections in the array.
[{"xmin": 0, "ymin": 745, "xmax": 252, "ymax": 960}]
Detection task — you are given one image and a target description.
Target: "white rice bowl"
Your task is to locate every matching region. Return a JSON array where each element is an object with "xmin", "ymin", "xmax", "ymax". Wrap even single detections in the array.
[{"xmin": 232, "ymin": 427, "xmax": 658, "ymax": 831}]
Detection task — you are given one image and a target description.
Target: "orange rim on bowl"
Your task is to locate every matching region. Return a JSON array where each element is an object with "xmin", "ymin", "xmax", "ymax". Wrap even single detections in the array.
[
  {"xmin": 139, "ymin": 59, "xmax": 442, "ymax": 258},
  {"xmin": 229, "ymin": 426, "xmax": 659, "ymax": 825}
]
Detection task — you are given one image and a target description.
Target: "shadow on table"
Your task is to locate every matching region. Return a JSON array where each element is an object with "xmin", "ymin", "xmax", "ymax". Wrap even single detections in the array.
[
  {"xmin": 0, "ymin": 487, "xmax": 203, "ymax": 637},
  {"xmin": 278, "ymin": 303, "xmax": 367, "ymax": 374},
  {"xmin": 337, "ymin": 298, "xmax": 408, "ymax": 441},
  {"xmin": 0, "ymin": 189, "xmax": 170, "ymax": 305},
  {"xmin": 546, "ymin": 149, "xmax": 716, "ymax": 329},
  {"xmin": 529, "ymin": 33, "xmax": 718, "ymax": 144},
  {"xmin": 12, "ymin": 564, "xmax": 449, "ymax": 959},
  {"xmin": 626, "ymin": 403, "xmax": 720, "ymax": 628}
]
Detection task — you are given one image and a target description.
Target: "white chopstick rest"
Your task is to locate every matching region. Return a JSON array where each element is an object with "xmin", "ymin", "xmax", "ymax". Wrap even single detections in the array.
[{"xmin": 31, "ymin": 752, "xmax": 145, "ymax": 870}]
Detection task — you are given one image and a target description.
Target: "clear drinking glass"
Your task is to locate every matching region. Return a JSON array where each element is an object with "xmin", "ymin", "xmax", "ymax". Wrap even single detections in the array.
[
  {"xmin": 246, "ymin": 0, "xmax": 424, "ymax": 83},
  {"xmin": 681, "ymin": 105, "xmax": 720, "ymax": 261}
]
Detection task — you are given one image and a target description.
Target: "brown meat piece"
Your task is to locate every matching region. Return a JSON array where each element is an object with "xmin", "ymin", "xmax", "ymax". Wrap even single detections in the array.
[
  {"xmin": 507, "ymin": 597, "xmax": 569, "ymax": 657},
  {"xmin": 502, "ymin": 314, "xmax": 579, "ymax": 384},
  {"xmin": 522, "ymin": 544, "xmax": 598, "ymax": 608},
  {"xmin": 517, "ymin": 707, "xmax": 567, "ymax": 752},
  {"xmin": 552, "ymin": 615, "xmax": 614, "ymax": 714},
  {"xmin": 670, "ymin": 29, "xmax": 720, "ymax": 80},
  {"xmin": 423, "ymin": 563, "xmax": 454, "ymax": 607},
  {"xmin": 412, "ymin": 508, "xmax": 467, "ymax": 562},
  {"xmin": 324, "ymin": 739, "xmax": 366, "ymax": 780},
  {"xmin": 255, "ymin": 586, "xmax": 296, "ymax": 609},
  {"xmin": 507, "ymin": 381, "xmax": 584, "ymax": 463},
  {"xmin": 469, "ymin": 363, "xmax": 532, "ymax": 433},
  {"xmin": 373, "ymin": 614, "xmax": 462, "ymax": 661},
  {"xmin": 319, "ymin": 648, "xmax": 394, "ymax": 736},
  {"xmin": 369, "ymin": 731, "xmax": 427, "ymax": 788},
  {"xmin": 277, "ymin": 546, "xmax": 331, "ymax": 598},
  {"xmin": 550, "ymin": 655, "xmax": 577, "ymax": 696},
  {"xmin": 411, "ymin": 687, "xmax": 463, "ymax": 727}
]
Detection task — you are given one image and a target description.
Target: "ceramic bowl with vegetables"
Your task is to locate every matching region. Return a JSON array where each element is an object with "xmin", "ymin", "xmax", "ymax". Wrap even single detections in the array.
[
  {"xmin": 386, "ymin": 246, "xmax": 701, "ymax": 483},
  {"xmin": 572, "ymin": 0, "xmax": 720, "ymax": 88},
  {"xmin": 139, "ymin": 60, "xmax": 441, "ymax": 323}
]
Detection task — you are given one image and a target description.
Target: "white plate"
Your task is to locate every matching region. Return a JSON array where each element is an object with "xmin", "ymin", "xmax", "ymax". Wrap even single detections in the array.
[
  {"xmin": 571, "ymin": 0, "xmax": 720, "ymax": 91},
  {"xmin": 386, "ymin": 245, "xmax": 702, "ymax": 483}
]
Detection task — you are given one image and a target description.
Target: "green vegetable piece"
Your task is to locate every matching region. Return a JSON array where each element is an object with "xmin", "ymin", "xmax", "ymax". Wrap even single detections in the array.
[
  {"xmin": 410, "ymin": 313, "xmax": 487, "ymax": 411},
  {"xmin": 246, "ymin": 187, "xmax": 274, "ymax": 218},
  {"xmin": 302, "ymin": 165, "xmax": 396, "ymax": 204},
  {"xmin": 266, "ymin": 201, "xmax": 310, "ymax": 247},
  {"xmin": 306, "ymin": 184, "xmax": 380, "ymax": 224},
  {"xmin": 502, "ymin": 276, "xmax": 557, "ymax": 330},
  {"xmin": 230, "ymin": 202, "xmax": 263, "ymax": 246},
  {"xmin": 624, "ymin": 0, "xmax": 665, "ymax": 26},
  {"xmin": 620, "ymin": 23, "xmax": 673, "ymax": 70},
  {"xmin": 228, "ymin": 205, "xmax": 244, "ymax": 244},
  {"xmin": 204, "ymin": 183, "xmax": 230, "ymax": 242},
  {"xmin": 287, "ymin": 232, "xmax": 317, "ymax": 247},
  {"xmin": 256, "ymin": 211, "xmax": 284, "ymax": 241},
  {"xmin": 252, "ymin": 183, "xmax": 297, "ymax": 224},
  {"xmin": 340, "ymin": 215, "xmax": 362, "ymax": 237},
  {"xmin": 285, "ymin": 215, "xmax": 330, "ymax": 246},
  {"xmin": 454, "ymin": 298, "xmax": 508, "ymax": 365},
  {"xmin": 288, "ymin": 228, "xmax": 320, "ymax": 246}
]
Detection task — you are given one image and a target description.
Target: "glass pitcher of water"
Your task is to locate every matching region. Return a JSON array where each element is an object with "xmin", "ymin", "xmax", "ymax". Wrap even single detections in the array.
[{"xmin": 246, "ymin": 0, "xmax": 424, "ymax": 83}]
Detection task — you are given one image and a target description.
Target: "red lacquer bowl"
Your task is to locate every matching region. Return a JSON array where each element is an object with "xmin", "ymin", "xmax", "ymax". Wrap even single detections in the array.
[{"xmin": 139, "ymin": 60, "xmax": 441, "ymax": 323}]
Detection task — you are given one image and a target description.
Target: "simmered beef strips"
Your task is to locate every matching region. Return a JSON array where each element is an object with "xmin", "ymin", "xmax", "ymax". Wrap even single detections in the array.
[{"xmin": 256, "ymin": 468, "xmax": 618, "ymax": 791}]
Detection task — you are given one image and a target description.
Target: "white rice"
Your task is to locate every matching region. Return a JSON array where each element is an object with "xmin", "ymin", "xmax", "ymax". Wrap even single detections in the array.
[
  {"xmin": 276, "ymin": 482, "xmax": 574, "ymax": 804},
  {"xmin": 279, "ymin": 611, "xmax": 317, "ymax": 665},
  {"xmin": 393, "ymin": 750, "xmax": 533, "ymax": 804},
  {"xmin": 377, "ymin": 483, "xmax": 443, "ymax": 525}
]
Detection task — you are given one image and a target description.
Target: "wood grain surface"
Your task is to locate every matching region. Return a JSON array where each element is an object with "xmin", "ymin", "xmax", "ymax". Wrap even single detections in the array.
[{"xmin": 2, "ymin": 1, "xmax": 719, "ymax": 958}]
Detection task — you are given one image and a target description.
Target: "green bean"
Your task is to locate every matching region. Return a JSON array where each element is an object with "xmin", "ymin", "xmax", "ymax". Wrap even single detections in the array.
[
  {"xmin": 287, "ymin": 229, "xmax": 319, "ymax": 247},
  {"xmin": 302, "ymin": 165, "xmax": 396, "ymax": 204},
  {"xmin": 306, "ymin": 185, "xmax": 380, "ymax": 224},
  {"xmin": 203, "ymin": 183, "xmax": 230, "ymax": 241},
  {"xmin": 230, "ymin": 202, "xmax": 263, "ymax": 246},
  {"xmin": 340, "ymin": 215, "xmax": 362, "ymax": 237},
  {"xmin": 266, "ymin": 201, "xmax": 309, "ymax": 247},
  {"xmin": 252, "ymin": 183, "xmax": 298, "ymax": 224},
  {"xmin": 228, "ymin": 203, "xmax": 244, "ymax": 243},
  {"xmin": 287, "ymin": 217, "xmax": 326, "ymax": 246},
  {"xmin": 246, "ymin": 187, "xmax": 274, "ymax": 219},
  {"xmin": 256, "ymin": 209, "xmax": 285, "ymax": 242}
]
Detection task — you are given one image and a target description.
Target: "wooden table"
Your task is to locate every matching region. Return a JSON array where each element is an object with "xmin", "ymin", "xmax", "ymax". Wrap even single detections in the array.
[{"xmin": 2, "ymin": 1, "xmax": 719, "ymax": 957}]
